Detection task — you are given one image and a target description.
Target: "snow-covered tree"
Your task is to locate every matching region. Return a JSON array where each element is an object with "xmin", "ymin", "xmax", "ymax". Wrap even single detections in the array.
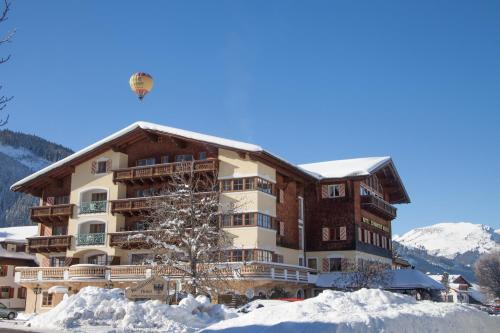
[
  {"xmin": 118, "ymin": 168, "xmax": 238, "ymax": 295},
  {"xmin": 0, "ymin": 0, "xmax": 14, "ymax": 127},
  {"xmin": 441, "ymin": 272, "xmax": 450, "ymax": 301},
  {"xmin": 475, "ymin": 251, "xmax": 500, "ymax": 301}
]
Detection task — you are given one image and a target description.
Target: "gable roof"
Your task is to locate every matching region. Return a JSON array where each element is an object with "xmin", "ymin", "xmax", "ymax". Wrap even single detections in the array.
[{"xmin": 10, "ymin": 121, "xmax": 409, "ymax": 203}]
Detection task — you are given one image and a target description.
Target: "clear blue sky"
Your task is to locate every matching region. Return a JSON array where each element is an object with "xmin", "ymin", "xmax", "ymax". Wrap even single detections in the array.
[{"xmin": 2, "ymin": 1, "xmax": 499, "ymax": 234}]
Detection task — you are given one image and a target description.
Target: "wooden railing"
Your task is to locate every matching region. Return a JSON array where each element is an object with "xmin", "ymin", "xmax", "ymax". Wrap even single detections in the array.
[
  {"xmin": 360, "ymin": 194, "xmax": 397, "ymax": 220},
  {"xmin": 27, "ymin": 235, "xmax": 72, "ymax": 253},
  {"xmin": 15, "ymin": 262, "xmax": 314, "ymax": 284},
  {"xmin": 30, "ymin": 204, "xmax": 74, "ymax": 222},
  {"xmin": 113, "ymin": 159, "xmax": 217, "ymax": 183},
  {"xmin": 108, "ymin": 230, "xmax": 158, "ymax": 248}
]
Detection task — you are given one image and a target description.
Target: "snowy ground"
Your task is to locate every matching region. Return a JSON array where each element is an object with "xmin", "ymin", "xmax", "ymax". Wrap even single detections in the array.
[{"xmin": 0, "ymin": 287, "xmax": 497, "ymax": 333}]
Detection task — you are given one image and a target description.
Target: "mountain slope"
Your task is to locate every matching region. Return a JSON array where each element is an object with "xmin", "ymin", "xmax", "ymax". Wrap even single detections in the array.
[
  {"xmin": 0, "ymin": 129, "xmax": 73, "ymax": 227},
  {"xmin": 393, "ymin": 222, "xmax": 500, "ymax": 282}
]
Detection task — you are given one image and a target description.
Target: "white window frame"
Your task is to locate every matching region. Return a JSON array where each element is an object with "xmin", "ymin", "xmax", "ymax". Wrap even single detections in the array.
[
  {"xmin": 327, "ymin": 184, "xmax": 342, "ymax": 198},
  {"xmin": 298, "ymin": 196, "xmax": 304, "ymax": 223}
]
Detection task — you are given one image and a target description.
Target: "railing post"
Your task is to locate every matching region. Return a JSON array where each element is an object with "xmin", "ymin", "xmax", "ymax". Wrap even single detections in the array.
[
  {"xmin": 64, "ymin": 269, "xmax": 69, "ymax": 281},
  {"xmin": 37, "ymin": 270, "xmax": 43, "ymax": 281},
  {"xmin": 284, "ymin": 269, "xmax": 288, "ymax": 280},
  {"xmin": 271, "ymin": 267, "xmax": 275, "ymax": 279},
  {"xmin": 14, "ymin": 271, "xmax": 21, "ymax": 283},
  {"xmin": 105, "ymin": 269, "xmax": 111, "ymax": 281},
  {"xmin": 296, "ymin": 270, "xmax": 299, "ymax": 281},
  {"xmin": 145, "ymin": 268, "xmax": 152, "ymax": 278}
]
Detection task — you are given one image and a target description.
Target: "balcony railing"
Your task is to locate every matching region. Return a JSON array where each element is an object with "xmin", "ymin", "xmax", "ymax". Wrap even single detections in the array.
[
  {"xmin": 79, "ymin": 201, "xmax": 107, "ymax": 214},
  {"xmin": 360, "ymin": 194, "xmax": 397, "ymax": 220},
  {"xmin": 76, "ymin": 233, "xmax": 106, "ymax": 246},
  {"xmin": 27, "ymin": 235, "xmax": 72, "ymax": 253},
  {"xmin": 30, "ymin": 204, "xmax": 74, "ymax": 222},
  {"xmin": 113, "ymin": 158, "xmax": 217, "ymax": 184},
  {"xmin": 15, "ymin": 262, "xmax": 315, "ymax": 284}
]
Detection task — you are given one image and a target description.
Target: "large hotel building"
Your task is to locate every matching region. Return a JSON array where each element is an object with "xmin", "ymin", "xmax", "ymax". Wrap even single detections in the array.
[{"xmin": 10, "ymin": 122, "xmax": 409, "ymax": 312}]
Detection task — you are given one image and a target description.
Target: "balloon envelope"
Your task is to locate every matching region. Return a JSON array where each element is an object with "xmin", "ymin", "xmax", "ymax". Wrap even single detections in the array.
[{"xmin": 129, "ymin": 72, "xmax": 153, "ymax": 100}]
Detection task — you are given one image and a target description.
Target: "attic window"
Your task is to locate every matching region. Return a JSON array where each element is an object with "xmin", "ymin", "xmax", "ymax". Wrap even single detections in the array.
[{"xmin": 96, "ymin": 161, "xmax": 107, "ymax": 174}]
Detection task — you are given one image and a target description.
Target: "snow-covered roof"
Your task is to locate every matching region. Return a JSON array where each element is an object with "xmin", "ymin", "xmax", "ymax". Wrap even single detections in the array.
[
  {"xmin": 10, "ymin": 121, "xmax": 264, "ymax": 190},
  {"xmin": 315, "ymin": 269, "xmax": 445, "ymax": 290},
  {"xmin": 428, "ymin": 274, "xmax": 471, "ymax": 286},
  {"xmin": 0, "ymin": 226, "xmax": 38, "ymax": 243},
  {"xmin": 298, "ymin": 156, "xmax": 391, "ymax": 179}
]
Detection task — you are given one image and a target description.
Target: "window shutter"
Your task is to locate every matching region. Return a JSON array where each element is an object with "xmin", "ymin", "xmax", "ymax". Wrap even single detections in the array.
[
  {"xmin": 279, "ymin": 221, "xmax": 285, "ymax": 236},
  {"xmin": 340, "ymin": 226, "xmax": 347, "ymax": 240},
  {"xmin": 46, "ymin": 196, "xmax": 55, "ymax": 206},
  {"xmin": 91, "ymin": 160, "xmax": 97, "ymax": 174},
  {"xmin": 322, "ymin": 227, "xmax": 330, "ymax": 241},
  {"xmin": 321, "ymin": 185, "xmax": 328, "ymax": 198},
  {"xmin": 338, "ymin": 184, "xmax": 346, "ymax": 197},
  {"xmin": 106, "ymin": 159, "xmax": 112, "ymax": 172},
  {"xmin": 322, "ymin": 258, "xmax": 329, "ymax": 272},
  {"xmin": 8, "ymin": 287, "xmax": 14, "ymax": 298}
]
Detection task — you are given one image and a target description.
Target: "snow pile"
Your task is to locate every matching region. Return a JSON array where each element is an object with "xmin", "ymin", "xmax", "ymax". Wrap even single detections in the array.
[
  {"xmin": 394, "ymin": 222, "xmax": 500, "ymax": 259},
  {"xmin": 203, "ymin": 289, "xmax": 499, "ymax": 333},
  {"xmin": 28, "ymin": 287, "xmax": 236, "ymax": 332}
]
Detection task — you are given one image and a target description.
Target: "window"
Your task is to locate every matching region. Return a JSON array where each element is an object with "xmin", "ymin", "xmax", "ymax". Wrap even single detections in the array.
[
  {"xmin": 274, "ymin": 254, "xmax": 284, "ymax": 263},
  {"xmin": 233, "ymin": 214, "xmax": 243, "ymax": 226},
  {"xmin": 322, "ymin": 226, "xmax": 347, "ymax": 241},
  {"xmin": 89, "ymin": 224, "xmax": 105, "ymax": 234},
  {"xmin": 222, "ymin": 215, "xmax": 232, "ymax": 227},
  {"xmin": 329, "ymin": 258, "xmax": 342, "ymax": 272},
  {"xmin": 199, "ymin": 152, "xmax": 207, "ymax": 160},
  {"xmin": 17, "ymin": 287, "xmax": 27, "ymax": 300},
  {"xmin": 87, "ymin": 254, "xmax": 107, "ymax": 265},
  {"xmin": 175, "ymin": 155, "xmax": 193, "ymax": 162},
  {"xmin": 298, "ymin": 196, "xmax": 304, "ymax": 221},
  {"xmin": 299, "ymin": 257, "xmax": 304, "ymax": 266},
  {"xmin": 136, "ymin": 158, "xmax": 156, "ymax": 166},
  {"xmin": 245, "ymin": 213, "xmax": 254, "ymax": 226},
  {"xmin": 327, "ymin": 184, "xmax": 341, "ymax": 198},
  {"xmin": 96, "ymin": 160, "xmax": 108, "ymax": 174},
  {"xmin": 256, "ymin": 178, "xmax": 273, "ymax": 194},
  {"xmin": 222, "ymin": 180, "xmax": 232, "ymax": 191},
  {"xmin": 0, "ymin": 266, "xmax": 7, "ymax": 277},
  {"xmin": 131, "ymin": 253, "xmax": 151, "ymax": 265},
  {"xmin": 54, "ymin": 196, "xmax": 69, "ymax": 205},
  {"xmin": 42, "ymin": 291, "xmax": 53, "ymax": 306},
  {"xmin": 52, "ymin": 224, "xmax": 67, "ymax": 236},
  {"xmin": 50, "ymin": 257, "xmax": 66, "ymax": 267},
  {"xmin": 257, "ymin": 214, "xmax": 272, "ymax": 228},
  {"xmin": 233, "ymin": 179, "xmax": 244, "ymax": 191},
  {"xmin": 0, "ymin": 287, "xmax": 10, "ymax": 299},
  {"xmin": 91, "ymin": 192, "xmax": 107, "ymax": 202},
  {"xmin": 307, "ymin": 258, "xmax": 317, "ymax": 270},
  {"xmin": 160, "ymin": 155, "xmax": 169, "ymax": 164},
  {"xmin": 244, "ymin": 178, "xmax": 254, "ymax": 190}
]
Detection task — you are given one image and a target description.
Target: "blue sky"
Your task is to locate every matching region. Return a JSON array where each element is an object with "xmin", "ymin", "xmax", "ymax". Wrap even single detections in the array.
[{"xmin": 2, "ymin": 1, "xmax": 499, "ymax": 234}]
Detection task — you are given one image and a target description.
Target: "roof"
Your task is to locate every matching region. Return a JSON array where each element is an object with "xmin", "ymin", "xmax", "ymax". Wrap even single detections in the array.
[
  {"xmin": 10, "ymin": 121, "xmax": 409, "ymax": 203},
  {"xmin": 298, "ymin": 157, "xmax": 391, "ymax": 179},
  {"xmin": 428, "ymin": 274, "xmax": 472, "ymax": 287},
  {"xmin": 0, "ymin": 226, "xmax": 38, "ymax": 243},
  {"xmin": 315, "ymin": 269, "xmax": 445, "ymax": 290}
]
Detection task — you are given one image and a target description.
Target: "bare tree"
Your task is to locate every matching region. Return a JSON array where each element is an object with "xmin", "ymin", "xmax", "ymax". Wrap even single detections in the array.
[
  {"xmin": 475, "ymin": 251, "xmax": 500, "ymax": 301},
  {"xmin": 0, "ymin": 0, "xmax": 14, "ymax": 127},
  {"xmin": 118, "ymin": 168, "xmax": 238, "ymax": 296}
]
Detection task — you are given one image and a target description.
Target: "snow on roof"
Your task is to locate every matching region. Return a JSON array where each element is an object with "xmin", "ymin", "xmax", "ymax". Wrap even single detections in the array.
[
  {"xmin": 10, "ymin": 121, "xmax": 264, "ymax": 190},
  {"xmin": 298, "ymin": 156, "xmax": 391, "ymax": 179},
  {"xmin": 315, "ymin": 269, "xmax": 445, "ymax": 290},
  {"xmin": 0, "ymin": 226, "xmax": 38, "ymax": 243}
]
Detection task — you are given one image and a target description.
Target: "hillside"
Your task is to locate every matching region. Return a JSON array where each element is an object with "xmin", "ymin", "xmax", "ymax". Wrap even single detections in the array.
[
  {"xmin": 393, "ymin": 222, "xmax": 500, "ymax": 282},
  {"xmin": 0, "ymin": 129, "xmax": 73, "ymax": 227}
]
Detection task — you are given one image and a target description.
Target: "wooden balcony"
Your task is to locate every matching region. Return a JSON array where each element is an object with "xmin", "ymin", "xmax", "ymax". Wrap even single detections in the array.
[
  {"xmin": 113, "ymin": 158, "xmax": 217, "ymax": 184},
  {"xmin": 108, "ymin": 230, "xmax": 157, "ymax": 249},
  {"xmin": 30, "ymin": 204, "xmax": 74, "ymax": 222},
  {"xmin": 27, "ymin": 235, "xmax": 72, "ymax": 253},
  {"xmin": 361, "ymin": 194, "xmax": 397, "ymax": 220},
  {"xmin": 110, "ymin": 197, "xmax": 157, "ymax": 216},
  {"xmin": 15, "ymin": 262, "xmax": 315, "ymax": 284}
]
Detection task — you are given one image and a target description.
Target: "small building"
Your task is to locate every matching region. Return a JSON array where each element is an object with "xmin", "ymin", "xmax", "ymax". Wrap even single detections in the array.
[
  {"xmin": 428, "ymin": 274, "xmax": 476, "ymax": 304},
  {"xmin": 392, "ymin": 257, "xmax": 413, "ymax": 270},
  {"xmin": 0, "ymin": 226, "xmax": 38, "ymax": 309}
]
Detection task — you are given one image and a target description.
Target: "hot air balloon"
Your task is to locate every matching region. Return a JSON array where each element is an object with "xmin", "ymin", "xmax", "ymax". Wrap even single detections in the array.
[{"xmin": 129, "ymin": 72, "xmax": 154, "ymax": 101}]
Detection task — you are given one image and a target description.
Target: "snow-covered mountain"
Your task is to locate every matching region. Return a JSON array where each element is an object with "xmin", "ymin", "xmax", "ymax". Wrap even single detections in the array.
[
  {"xmin": 0, "ymin": 129, "xmax": 73, "ymax": 227},
  {"xmin": 393, "ymin": 222, "xmax": 500, "ymax": 282}
]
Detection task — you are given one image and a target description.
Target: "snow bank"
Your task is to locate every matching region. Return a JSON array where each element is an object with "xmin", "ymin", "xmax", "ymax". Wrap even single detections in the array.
[
  {"xmin": 203, "ymin": 289, "xmax": 500, "ymax": 333},
  {"xmin": 28, "ymin": 286, "xmax": 236, "ymax": 332}
]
